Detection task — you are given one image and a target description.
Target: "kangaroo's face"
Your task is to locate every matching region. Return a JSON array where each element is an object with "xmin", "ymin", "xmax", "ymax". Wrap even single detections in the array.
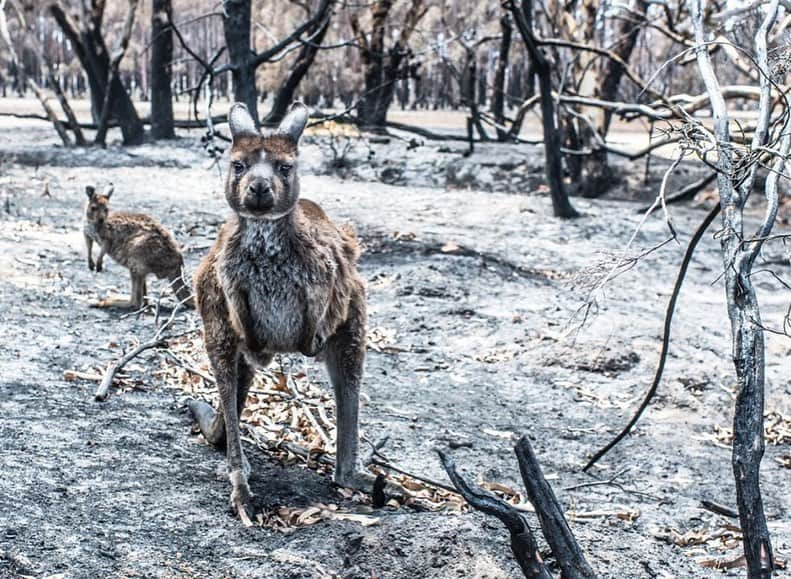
[
  {"xmin": 226, "ymin": 103, "xmax": 309, "ymax": 221},
  {"xmin": 84, "ymin": 185, "xmax": 112, "ymax": 224}
]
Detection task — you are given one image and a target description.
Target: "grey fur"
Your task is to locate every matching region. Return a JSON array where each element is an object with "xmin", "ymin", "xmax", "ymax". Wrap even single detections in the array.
[
  {"xmin": 276, "ymin": 102, "xmax": 309, "ymax": 142},
  {"xmin": 228, "ymin": 103, "xmax": 258, "ymax": 140}
]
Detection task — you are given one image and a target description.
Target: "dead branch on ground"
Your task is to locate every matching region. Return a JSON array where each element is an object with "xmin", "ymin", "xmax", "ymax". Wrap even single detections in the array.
[
  {"xmin": 94, "ymin": 286, "xmax": 197, "ymax": 402},
  {"xmin": 439, "ymin": 449, "xmax": 552, "ymax": 579},
  {"xmin": 439, "ymin": 435, "xmax": 597, "ymax": 578}
]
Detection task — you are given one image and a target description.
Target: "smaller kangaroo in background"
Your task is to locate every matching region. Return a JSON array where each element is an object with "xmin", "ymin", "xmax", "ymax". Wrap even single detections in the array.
[{"xmin": 83, "ymin": 184, "xmax": 193, "ymax": 309}]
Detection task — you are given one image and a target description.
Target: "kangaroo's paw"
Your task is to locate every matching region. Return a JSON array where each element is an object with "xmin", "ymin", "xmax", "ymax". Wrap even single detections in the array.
[
  {"xmin": 334, "ymin": 469, "xmax": 412, "ymax": 503},
  {"xmin": 299, "ymin": 332, "xmax": 327, "ymax": 358},
  {"xmin": 229, "ymin": 469, "xmax": 256, "ymax": 527}
]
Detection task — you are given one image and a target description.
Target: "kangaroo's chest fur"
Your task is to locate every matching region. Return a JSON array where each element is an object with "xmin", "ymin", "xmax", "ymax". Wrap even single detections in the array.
[{"xmin": 219, "ymin": 217, "xmax": 334, "ymax": 354}]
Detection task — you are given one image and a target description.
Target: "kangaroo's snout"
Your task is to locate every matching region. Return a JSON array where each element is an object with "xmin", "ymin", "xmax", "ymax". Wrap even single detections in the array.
[{"xmin": 243, "ymin": 179, "xmax": 274, "ymax": 212}]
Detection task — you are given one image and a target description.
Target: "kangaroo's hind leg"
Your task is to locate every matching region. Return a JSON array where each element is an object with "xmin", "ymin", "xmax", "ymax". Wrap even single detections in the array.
[
  {"xmin": 134, "ymin": 274, "xmax": 148, "ymax": 308},
  {"xmin": 190, "ymin": 330, "xmax": 261, "ymax": 524},
  {"xmin": 324, "ymin": 293, "xmax": 368, "ymax": 489},
  {"xmin": 325, "ymin": 293, "xmax": 409, "ymax": 500},
  {"xmin": 94, "ymin": 272, "xmax": 144, "ymax": 309}
]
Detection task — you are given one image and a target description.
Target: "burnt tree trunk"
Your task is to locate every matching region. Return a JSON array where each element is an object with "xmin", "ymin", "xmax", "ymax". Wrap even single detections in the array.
[
  {"xmin": 222, "ymin": 0, "xmax": 258, "ymax": 123},
  {"xmin": 94, "ymin": 0, "xmax": 140, "ymax": 146},
  {"xmin": 49, "ymin": 1, "xmax": 144, "ymax": 145},
  {"xmin": 508, "ymin": 60, "xmax": 535, "ymax": 139},
  {"xmin": 150, "ymin": 0, "xmax": 175, "ymax": 139},
  {"xmin": 691, "ymin": 1, "xmax": 785, "ymax": 575},
  {"xmin": 462, "ymin": 47, "xmax": 487, "ymax": 141},
  {"xmin": 0, "ymin": 3, "xmax": 71, "ymax": 146},
  {"xmin": 492, "ymin": 13, "xmax": 512, "ymax": 141},
  {"xmin": 263, "ymin": 2, "xmax": 334, "ymax": 126},
  {"xmin": 351, "ymin": 0, "xmax": 426, "ymax": 130},
  {"xmin": 509, "ymin": 0, "xmax": 578, "ymax": 219},
  {"xmin": 578, "ymin": 0, "xmax": 647, "ymax": 198},
  {"xmin": 10, "ymin": 2, "xmax": 85, "ymax": 145},
  {"xmin": 351, "ymin": 0, "xmax": 393, "ymax": 129}
]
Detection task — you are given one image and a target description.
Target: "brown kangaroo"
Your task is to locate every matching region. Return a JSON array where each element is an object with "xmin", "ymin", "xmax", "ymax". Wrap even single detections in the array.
[
  {"xmin": 189, "ymin": 103, "xmax": 394, "ymax": 523},
  {"xmin": 83, "ymin": 184, "xmax": 193, "ymax": 309}
]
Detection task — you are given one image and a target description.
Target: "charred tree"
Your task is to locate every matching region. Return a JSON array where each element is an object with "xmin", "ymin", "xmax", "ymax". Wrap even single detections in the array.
[
  {"xmin": 49, "ymin": 0, "xmax": 144, "ymax": 145},
  {"xmin": 4, "ymin": 0, "xmax": 85, "ymax": 145},
  {"xmin": 0, "ymin": 0, "xmax": 71, "ymax": 146},
  {"xmin": 577, "ymin": 0, "xmax": 648, "ymax": 198},
  {"xmin": 492, "ymin": 13, "xmax": 513, "ymax": 142},
  {"xmin": 456, "ymin": 33, "xmax": 494, "ymax": 147},
  {"xmin": 94, "ymin": 0, "xmax": 139, "ymax": 146},
  {"xmin": 263, "ymin": 2, "xmax": 334, "ymax": 126},
  {"xmin": 222, "ymin": 0, "xmax": 258, "ymax": 121},
  {"xmin": 150, "ymin": 0, "xmax": 175, "ymax": 139},
  {"xmin": 218, "ymin": 0, "xmax": 335, "ymax": 126},
  {"xmin": 507, "ymin": 0, "xmax": 579, "ymax": 219},
  {"xmin": 689, "ymin": 2, "xmax": 784, "ymax": 575},
  {"xmin": 350, "ymin": 0, "xmax": 428, "ymax": 130}
]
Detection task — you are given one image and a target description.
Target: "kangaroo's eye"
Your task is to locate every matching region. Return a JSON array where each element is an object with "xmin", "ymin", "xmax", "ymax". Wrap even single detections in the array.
[
  {"xmin": 232, "ymin": 160, "xmax": 246, "ymax": 175},
  {"xmin": 278, "ymin": 163, "xmax": 293, "ymax": 177}
]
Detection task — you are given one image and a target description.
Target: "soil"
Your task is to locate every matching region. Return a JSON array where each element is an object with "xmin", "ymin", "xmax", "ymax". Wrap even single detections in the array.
[{"xmin": 0, "ymin": 119, "xmax": 789, "ymax": 579}]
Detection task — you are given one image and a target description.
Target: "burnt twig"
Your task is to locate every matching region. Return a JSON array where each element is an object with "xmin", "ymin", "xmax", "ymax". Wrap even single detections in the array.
[
  {"xmin": 438, "ymin": 449, "xmax": 552, "ymax": 579},
  {"xmin": 94, "ymin": 294, "xmax": 193, "ymax": 401},
  {"xmin": 584, "ymin": 204, "xmax": 721, "ymax": 470},
  {"xmin": 516, "ymin": 437, "xmax": 597, "ymax": 579}
]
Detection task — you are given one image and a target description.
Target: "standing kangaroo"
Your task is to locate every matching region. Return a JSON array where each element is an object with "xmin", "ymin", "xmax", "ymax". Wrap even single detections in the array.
[
  {"xmin": 189, "ymin": 103, "xmax": 390, "ymax": 523},
  {"xmin": 83, "ymin": 184, "xmax": 193, "ymax": 309}
]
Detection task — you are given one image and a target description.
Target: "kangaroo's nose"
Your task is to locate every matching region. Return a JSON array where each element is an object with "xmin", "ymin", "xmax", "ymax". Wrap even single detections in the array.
[{"xmin": 245, "ymin": 180, "xmax": 274, "ymax": 211}]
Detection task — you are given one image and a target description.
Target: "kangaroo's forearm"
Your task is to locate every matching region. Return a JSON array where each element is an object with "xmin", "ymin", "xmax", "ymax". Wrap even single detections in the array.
[{"xmin": 84, "ymin": 234, "xmax": 93, "ymax": 269}]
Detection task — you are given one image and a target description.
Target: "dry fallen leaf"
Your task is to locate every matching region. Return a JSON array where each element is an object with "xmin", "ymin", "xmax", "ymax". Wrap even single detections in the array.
[
  {"xmin": 568, "ymin": 509, "xmax": 641, "ymax": 522},
  {"xmin": 63, "ymin": 369, "xmax": 103, "ymax": 382},
  {"xmin": 392, "ymin": 231, "xmax": 417, "ymax": 241},
  {"xmin": 475, "ymin": 348, "xmax": 516, "ymax": 364},
  {"xmin": 366, "ymin": 326, "xmax": 400, "ymax": 352},
  {"xmin": 482, "ymin": 428, "xmax": 515, "ymax": 440},
  {"xmin": 710, "ymin": 412, "xmax": 791, "ymax": 448},
  {"xmin": 698, "ymin": 554, "xmax": 747, "ymax": 570}
]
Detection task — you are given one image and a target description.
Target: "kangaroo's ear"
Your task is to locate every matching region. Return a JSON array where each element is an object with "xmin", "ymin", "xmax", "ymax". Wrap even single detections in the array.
[
  {"xmin": 85, "ymin": 185, "xmax": 96, "ymax": 199},
  {"xmin": 103, "ymin": 183, "xmax": 114, "ymax": 199},
  {"xmin": 277, "ymin": 102, "xmax": 309, "ymax": 143},
  {"xmin": 228, "ymin": 103, "xmax": 258, "ymax": 140}
]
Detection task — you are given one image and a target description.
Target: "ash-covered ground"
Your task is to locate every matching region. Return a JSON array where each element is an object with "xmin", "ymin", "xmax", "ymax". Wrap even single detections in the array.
[{"xmin": 0, "ymin": 120, "xmax": 789, "ymax": 578}]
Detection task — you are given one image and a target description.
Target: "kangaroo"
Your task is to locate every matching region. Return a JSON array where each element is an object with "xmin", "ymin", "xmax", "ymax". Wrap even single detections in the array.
[
  {"xmin": 189, "ymin": 102, "xmax": 394, "ymax": 524},
  {"xmin": 83, "ymin": 184, "xmax": 193, "ymax": 309}
]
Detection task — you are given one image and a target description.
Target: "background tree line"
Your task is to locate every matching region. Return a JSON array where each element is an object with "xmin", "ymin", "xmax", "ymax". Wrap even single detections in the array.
[{"xmin": 0, "ymin": 0, "xmax": 774, "ymax": 200}]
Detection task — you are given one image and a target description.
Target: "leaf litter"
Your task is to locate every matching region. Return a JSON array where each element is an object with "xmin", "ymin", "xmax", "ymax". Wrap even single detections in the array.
[{"xmin": 155, "ymin": 331, "xmax": 469, "ymax": 532}]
